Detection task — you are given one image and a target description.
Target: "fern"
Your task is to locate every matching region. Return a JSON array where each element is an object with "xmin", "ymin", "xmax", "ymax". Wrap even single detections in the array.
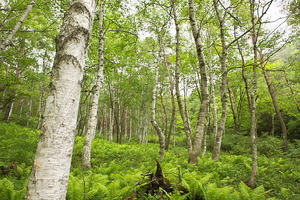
[
  {"xmin": 67, "ymin": 175, "xmax": 84, "ymax": 200},
  {"xmin": 238, "ymin": 182, "xmax": 252, "ymax": 200},
  {"xmin": 0, "ymin": 178, "xmax": 26, "ymax": 200}
]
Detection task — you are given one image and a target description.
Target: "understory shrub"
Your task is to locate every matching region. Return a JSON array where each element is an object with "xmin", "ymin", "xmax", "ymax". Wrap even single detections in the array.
[
  {"xmin": 69, "ymin": 137, "xmax": 300, "ymax": 200},
  {"xmin": 0, "ymin": 129, "xmax": 299, "ymax": 199},
  {"xmin": 258, "ymin": 135, "xmax": 283, "ymax": 157},
  {"xmin": 0, "ymin": 122, "xmax": 39, "ymax": 165}
]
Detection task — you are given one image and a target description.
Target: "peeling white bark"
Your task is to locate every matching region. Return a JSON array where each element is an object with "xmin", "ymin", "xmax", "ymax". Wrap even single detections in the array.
[
  {"xmin": 26, "ymin": 0, "xmax": 96, "ymax": 199},
  {"xmin": 83, "ymin": 0, "xmax": 105, "ymax": 169}
]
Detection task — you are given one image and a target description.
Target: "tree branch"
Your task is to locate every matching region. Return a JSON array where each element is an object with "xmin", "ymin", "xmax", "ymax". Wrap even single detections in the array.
[{"xmin": 0, "ymin": 0, "xmax": 36, "ymax": 53}]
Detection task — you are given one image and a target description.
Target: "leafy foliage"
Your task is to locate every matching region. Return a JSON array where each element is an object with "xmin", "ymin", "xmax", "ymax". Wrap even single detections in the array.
[
  {"xmin": 0, "ymin": 122, "xmax": 39, "ymax": 165},
  {"xmin": 0, "ymin": 178, "xmax": 27, "ymax": 200}
]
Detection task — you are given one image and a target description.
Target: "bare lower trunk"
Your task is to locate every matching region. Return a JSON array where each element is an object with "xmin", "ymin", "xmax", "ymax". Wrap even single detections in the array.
[
  {"xmin": 163, "ymin": 48, "xmax": 176, "ymax": 150},
  {"xmin": 151, "ymin": 52, "xmax": 165, "ymax": 161},
  {"xmin": 171, "ymin": 0, "xmax": 193, "ymax": 154},
  {"xmin": 26, "ymin": 1, "xmax": 96, "ymax": 199},
  {"xmin": 227, "ymin": 81, "xmax": 239, "ymax": 133},
  {"xmin": 82, "ymin": 0, "xmax": 105, "ymax": 169},
  {"xmin": 212, "ymin": 0, "xmax": 228, "ymax": 161},
  {"xmin": 4, "ymin": 100, "xmax": 14, "ymax": 122},
  {"xmin": 188, "ymin": 0, "xmax": 209, "ymax": 165},
  {"xmin": 207, "ymin": 42, "xmax": 218, "ymax": 157},
  {"xmin": 249, "ymin": 98, "xmax": 258, "ymax": 188},
  {"xmin": 109, "ymin": 108, "xmax": 114, "ymax": 141},
  {"xmin": 249, "ymin": 0, "xmax": 259, "ymax": 188}
]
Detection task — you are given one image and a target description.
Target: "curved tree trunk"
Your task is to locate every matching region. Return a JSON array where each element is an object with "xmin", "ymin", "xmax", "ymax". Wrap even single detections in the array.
[
  {"xmin": 82, "ymin": 0, "xmax": 106, "ymax": 169},
  {"xmin": 188, "ymin": 0, "xmax": 209, "ymax": 165},
  {"xmin": 261, "ymin": 57, "xmax": 288, "ymax": 152},
  {"xmin": 26, "ymin": 1, "xmax": 96, "ymax": 199}
]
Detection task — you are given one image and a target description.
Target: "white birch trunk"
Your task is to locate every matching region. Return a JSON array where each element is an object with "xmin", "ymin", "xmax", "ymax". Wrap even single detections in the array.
[
  {"xmin": 26, "ymin": 1, "xmax": 96, "ymax": 199},
  {"xmin": 188, "ymin": 0, "xmax": 210, "ymax": 165},
  {"xmin": 109, "ymin": 108, "xmax": 114, "ymax": 141},
  {"xmin": 171, "ymin": 0, "xmax": 193, "ymax": 155},
  {"xmin": 0, "ymin": 0, "xmax": 36, "ymax": 53},
  {"xmin": 82, "ymin": 0, "xmax": 105, "ymax": 169},
  {"xmin": 249, "ymin": 0, "xmax": 259, "ymax": 188},
  {"xmin": 212, "ymin": 0, "xmax": 228, "ymax": 161},
  {"xmin": 151, "ymin": 60, "xmax": 165, "ymax": 161}
]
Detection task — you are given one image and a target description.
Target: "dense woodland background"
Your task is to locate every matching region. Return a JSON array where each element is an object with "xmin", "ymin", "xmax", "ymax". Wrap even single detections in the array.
[{"xmin": 0, "ymin": 0, "xmax": 300, "ymax": 199}]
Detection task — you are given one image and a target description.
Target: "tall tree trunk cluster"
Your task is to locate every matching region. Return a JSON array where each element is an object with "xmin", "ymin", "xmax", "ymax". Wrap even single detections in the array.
[{"xmin": 16, "ymin": 0, "xmax": 295, "ymax": 197}]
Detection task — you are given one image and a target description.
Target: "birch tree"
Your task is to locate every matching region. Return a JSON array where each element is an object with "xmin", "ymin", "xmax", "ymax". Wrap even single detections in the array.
[
  {"xmin": 0, "ymin": 0, "xmax": 36, "ymax": 53},
  {"xmin": 171, "ymin": 0, "xmax": 193, "ymax": 161},
  {"xmin": 248, "ymin": 0, "xmax": 259, "ymax": 188},
  {"xmin": 261, "ymin": 58, "xmax": 288, "ymax": 152},
  {"xmin": 82, "ymin": 0, "xmax": 106, "ymax": 169},
  {"xmin": 187, "ymin": 0, "xmax": 210, "ymax": 164},
  {"xmin": 26, "ymin": 0, "xmax": 96, "ymax": 199},
  {"xmin": 212, "ymin": 0, "xmax": 228, "ymax": 161},
  {"xmin": 151, "ymin": 52, "xmax": 165, "ymax": 160}
]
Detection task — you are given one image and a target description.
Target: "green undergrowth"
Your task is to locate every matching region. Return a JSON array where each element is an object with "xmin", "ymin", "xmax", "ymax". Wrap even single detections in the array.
[
  {"xmin": 69, "ymin": 136, "xmax": 300, "ymax": 200},
  {"xmin": 0, "ymin": 122, "xmax": 39, "ymax": 199},
  {"xmin": 0, "ymin": 122, "xmax": 300, "ymax": 199}
]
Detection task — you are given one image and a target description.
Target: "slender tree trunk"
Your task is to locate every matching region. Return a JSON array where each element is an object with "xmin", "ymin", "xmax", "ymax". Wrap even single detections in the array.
[
  {"xmin": 82, "ymin": 0, "xmax": 105, "ymax": 169},
  {"xmin": 249, "ymin": 0, "xmax": 259, "ymax": 188},
  {"xmin": 227, "ymin": 81, "xmax": 240, "ymax": 133},
  {"xmin": 163, "ymin": 48, "xmax": 176, "ymax": 150},
  {"xmin": 207, "ymin": 38, "xmax": 218, "ymax": 154},
  {"xmin": 151, "ymin": 55, "xmax": 165, "ymax": 161},
  {"xmin": 109, "ymin": 108, "xmax": 114, "ymax": 141},
  {"xmin": 5, "ymin": 101, "xmax": 14, "ymax": 122},
  {"xmin": 5, "ymin": 40, "xmax": 24, "ymax": 122},
  {"xmin": 26, "ymin": 1, "xmax": 96, "ymax": 199},
  {"xmin": 188, "ymin": 0, "xmax": 209, "ymax": 165},
  {"xmin": 261, "ymin": 56, "xmax": 288, "ymax": 152},
  {"xmin": 0, "ymin": 0, "xmax": 36, "ymax": 53},
  {"xmin": 235, "ymin": 25, "xmax": 251, "ymax": 113},
  {"xmin": 37, "ymin": 54, "xmax": 48, "ymax": 129},
  {"xmin": 171, "ymin": 0, "xmax": 193, "ymax": 157},
  {"xmin": 212, "ymin": 0, "xmax": 228, "ymax": 161}
]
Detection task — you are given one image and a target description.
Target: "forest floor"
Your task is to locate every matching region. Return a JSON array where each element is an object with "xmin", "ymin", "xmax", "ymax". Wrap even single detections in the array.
[{"xmin": 0, "ymin": 122, "xmax": 300, "ymax": 199}]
